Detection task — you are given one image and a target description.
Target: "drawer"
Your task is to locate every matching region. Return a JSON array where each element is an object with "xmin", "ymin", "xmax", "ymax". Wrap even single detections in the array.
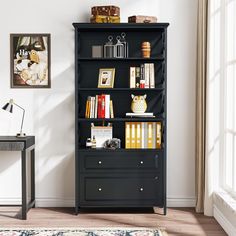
[
  {"xmin": 79, "ymin": 150, "xmax": 162, "ymax": 172},
  {"xmin": 0, "ymin": 142, "xmax": 24, "ymax": 151},
  {"xmin": 82, "ymin": 174, "xmax": 161, "ymax": 202}
]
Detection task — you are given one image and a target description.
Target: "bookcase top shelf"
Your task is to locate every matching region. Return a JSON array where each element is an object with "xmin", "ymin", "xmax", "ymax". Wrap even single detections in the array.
[{"xmin": 73, "ymin": 23, "xmax": 169, "ymax": 30}]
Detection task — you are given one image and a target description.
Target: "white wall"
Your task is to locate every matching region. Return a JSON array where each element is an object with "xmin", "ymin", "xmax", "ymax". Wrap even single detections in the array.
[{"xmin": 0, "ymin": 0, "xmax": 197, "ymax": 207}]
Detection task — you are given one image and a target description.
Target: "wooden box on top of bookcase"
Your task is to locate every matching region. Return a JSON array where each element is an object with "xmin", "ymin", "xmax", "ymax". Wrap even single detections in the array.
[{"xmin": 73, "ymin": 23, "xmax": 169, "ymax": 214}]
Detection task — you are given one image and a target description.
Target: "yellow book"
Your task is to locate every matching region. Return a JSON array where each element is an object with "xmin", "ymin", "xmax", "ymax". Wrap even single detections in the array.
[
  {"xmin": 147, "ymin": 122, "xmax": 153, "ymax": 148},
  {"xmin": 110, "ymin": 100, "xmax": 114, "ymax": 118},
  {"xmin": 131, "ymin": 122, "xmax": 136, "ymax": 148},
  {"xmin": 136, "ymin": 122, "xmax": 142, "ymax": 148},
  {"xmin": 125, "ymin": 122, "xmax": 131, "ymax": 149},
  {"xmin": 85, "ymin": 100, "xmax": 89, "ymax": 118},
  {"xmin": 156, "ymin": 122, "xmax": 162, "ymax": 149}
]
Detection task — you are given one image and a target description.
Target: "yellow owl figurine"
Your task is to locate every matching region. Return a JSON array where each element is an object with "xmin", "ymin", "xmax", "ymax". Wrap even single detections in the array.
[{"xmin": 131, "ymin": 94, "xmax": 147, "ymax": 113}]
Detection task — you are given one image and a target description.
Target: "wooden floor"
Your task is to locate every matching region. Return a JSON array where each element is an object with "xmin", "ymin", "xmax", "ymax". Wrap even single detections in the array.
[{"xmin": 0, "ymin": 207, "xmax": 226, "ymax": 236}]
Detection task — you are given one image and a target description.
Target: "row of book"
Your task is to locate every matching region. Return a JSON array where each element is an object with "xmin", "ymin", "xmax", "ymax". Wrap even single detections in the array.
[
  {"xmin": 125, "ymin": 122, "xmax": 161, "ymax": 149},
  {"xmin": 130, "ymin": 63, "xmax": 155, "ymax": 89},
  {"xmin": 85, "ymin": 94, "xmax": 114, "ymax": 119}
]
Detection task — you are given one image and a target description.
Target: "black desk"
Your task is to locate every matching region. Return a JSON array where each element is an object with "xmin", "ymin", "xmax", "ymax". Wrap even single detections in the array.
[{"xmin": 0, "ymin": 136, "xmax": 35, "ymax": 220}]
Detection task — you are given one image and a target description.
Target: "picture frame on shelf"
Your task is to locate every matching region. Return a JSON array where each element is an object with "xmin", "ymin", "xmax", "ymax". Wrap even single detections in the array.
[
  {"xmin": 10, "ymin": 33, "xmax": 51, "ymax": 88},
  {"xmin": 98, "ymin": 68, "xmax": 115, "ymax": 88}
]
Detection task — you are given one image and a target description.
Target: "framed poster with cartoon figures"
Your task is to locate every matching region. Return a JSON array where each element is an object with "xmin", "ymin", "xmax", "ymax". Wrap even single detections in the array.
[{"xmin": 10, "ymin": 34, "xmax": 51, "ymax": 88}]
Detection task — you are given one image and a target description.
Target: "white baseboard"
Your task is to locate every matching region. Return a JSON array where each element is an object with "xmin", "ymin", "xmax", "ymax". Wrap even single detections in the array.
[
  {"xmin": 213, "ymin": 205, "xmax": 236, "ymax": 236},
  {"xmin": 0, "ymin": 197, "xmax": 196, "ymax": 208},
  {"xmin": 167, "ymin": 197, "xmax": 196, "ymax": 207}
]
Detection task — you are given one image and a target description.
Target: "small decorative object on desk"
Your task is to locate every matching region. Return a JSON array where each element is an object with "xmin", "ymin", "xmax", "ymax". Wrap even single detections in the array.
[
  {"xmin": 131, "ymin": 94, "xmax": 147, "ymax": 113},
  {"xmin": 104, "ymin": 138, "xmax": 121, "ymax": 149},
  {"xmin": 91, "ymin": 136, "xmax": 97, "ymax": 148},
  {"xmin": 128, "ymin": 15, "xmax": 157, "ymax": 23},
  {"xmin": 2, "ymin": 99, "xmax": 26, "ymax": 137},
  {"xmin": 104, "ymin": 36, "xmax": 114, "ymax": 58},
  {"xmin": 142, "ymin": 42, "xmax": 151, "ymax": 58}
]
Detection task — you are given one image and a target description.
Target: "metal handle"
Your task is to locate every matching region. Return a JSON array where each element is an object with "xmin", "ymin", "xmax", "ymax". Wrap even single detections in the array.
[
  {"xmin": 98, "ymin": 161, "xmax": 102, "ymax": 165},
  {"xmin": 140, "ymin": 161, "xmax": 144, "ymax": 165},
  {"xmin": 98, "ymin": 188, "xmax": 102, "ymax": 192},
  {"xmin": 140, "ymin": 187, "xmax": 144, "ymax": 192}
]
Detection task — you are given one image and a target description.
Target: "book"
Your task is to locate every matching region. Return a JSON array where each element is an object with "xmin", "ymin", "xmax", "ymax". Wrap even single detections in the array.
[
  {"xmin": 101, "ymin": 94, "xmax": 106, "ymax": 118},
  {"xmin": 126, "ymin": 112, "xmax": 154, "ymax": 117},
  {"xmin": 144, "ymin": 63, "xmax": 150, "ymax": 88},
  {"xmin": 125, "ymin": 122, "xmax": 131, "ymax": 148},
  {"xmin": 149, "ymin": 63, "xmax": 155, "ymax": 88},
  {"xmin": 90, "ymin": 97, "xmax": 95, "ymax": 118},
  {"xmin": 156, "ymin": 122, "xmax": 162, "ymax": 148},
  {"xmin": 130, "ymin": 67, "xmax": 136, "ymax": 88},
  {"xmin": 152, "ymin": 122, "xmax": 156, "ymax": 148},
  {"xmin": 97, "ymin": 95, "xmax": 102, "ymax": 118},
  {"xmin": 110, "ymin": 100, "xmax": 114, "ymax": 118},
  {"xmin": 105, "ymin": 94, "xmax": 110, "ymax": 118},
  {"xmin": 141, "ymin": 122, "xmax": 145, "ymax": 148},
  {"xmin": 135, "ymin": 67, "xmax": 141, "ymax": 88},
  {"xmin": 94, "ymin": 95, "xmax": 98, "ymax": 118},
  {"xmin": 140, "ymin": 64, "xmax": 145, "ymax": 88},
  {"xmin": 85, "ymin": 96, "xmax": 91, "ymax": 118}
]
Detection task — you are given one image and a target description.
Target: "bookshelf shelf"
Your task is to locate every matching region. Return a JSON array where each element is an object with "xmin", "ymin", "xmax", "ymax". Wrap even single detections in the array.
[
  {"xmin": 77, "ymin": 88, "xmax": 165, "ymax": 91},
  {"xmin": 78, "ymin": 117, "xmax": 165, "ymax": 122},
  {"xmin": 74, "ymin": 23, "xmax": 169, "ymax": 215},
  {"xmin": 78, "ymin": 57, "xmax": 165, "ymax": 62}
]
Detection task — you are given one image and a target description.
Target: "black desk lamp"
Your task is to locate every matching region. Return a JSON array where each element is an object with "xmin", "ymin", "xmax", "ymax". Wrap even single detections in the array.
[{"xmin": 2, "ymin": 99, "xmax": 26, "ymax": 137}]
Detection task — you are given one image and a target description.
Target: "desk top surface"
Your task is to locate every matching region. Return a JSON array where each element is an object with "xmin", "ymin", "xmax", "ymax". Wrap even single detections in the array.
[
  {"xmin": 0, "ymin": 136, "xmax": 35, "ymax": 150},
  {"xmin": 0, "ymin": 136, "xmax": 35, "ymax": 142}
]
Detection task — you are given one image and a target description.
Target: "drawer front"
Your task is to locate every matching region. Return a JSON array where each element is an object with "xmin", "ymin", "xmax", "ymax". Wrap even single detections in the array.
[
  {"xmin": 82, "ymin": 174, "xmax": 162, "ymax": 202},
  {"xmin": 0, "ymin": 142, "xmax": 24, "ymax": 151},
  {"xmin": 79, "ymin": 150, "xmax": 162, "ymax": 172}
]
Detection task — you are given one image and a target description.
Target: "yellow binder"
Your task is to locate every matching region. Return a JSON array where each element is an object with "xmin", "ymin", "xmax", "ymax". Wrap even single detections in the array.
[
  {"xmin": 125, "ymin": 122, "xmax": 131, "ymax": 149},
  {"xmin": 156, "ymin": 122, "xmax": 162, "ymax": 149},
  {"xmin": 147, "ymin": 122, "xmax": 153, "ymax": 148},
  {"xmin": 136, "ymin": 122, "xmax": 141, "ymax": 148},
  {"xmin": 131, "ymin": 122, "xmax": 136, "ymax": 148}
]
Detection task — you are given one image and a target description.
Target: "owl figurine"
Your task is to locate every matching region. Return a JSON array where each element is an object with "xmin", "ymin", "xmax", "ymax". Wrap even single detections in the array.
[{"xmin": 131, "ymin": 94, "xmax": 147, "ymax": 113}]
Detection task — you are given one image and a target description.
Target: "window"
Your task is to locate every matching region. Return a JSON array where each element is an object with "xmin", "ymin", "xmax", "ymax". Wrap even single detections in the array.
[
  {"xmin": 208, "ymin": 0, "xmax": 236, "ymax": 198},
  {"xmin": 223, "ymin": 0, "xmax": 236, "ymax": 196}
]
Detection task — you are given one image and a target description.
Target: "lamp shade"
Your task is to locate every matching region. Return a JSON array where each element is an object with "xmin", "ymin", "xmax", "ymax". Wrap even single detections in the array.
[{"xmin": 2, "ymin": 100, "xmax": 13, "ymax": 113}]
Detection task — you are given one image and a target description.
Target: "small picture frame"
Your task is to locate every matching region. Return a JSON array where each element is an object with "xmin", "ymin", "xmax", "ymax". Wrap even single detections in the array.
[{"xmin": 98, "ymin": 68, "xmax": 115, "ymax": 88}]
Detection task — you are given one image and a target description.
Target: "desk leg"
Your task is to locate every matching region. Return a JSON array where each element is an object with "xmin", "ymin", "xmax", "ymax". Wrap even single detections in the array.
[
  {"xmin": 21, "ymin": 150, "xmax": 27, "ymax": 220},
  {"xmin": 31, "ymin": 148, "xmax": 35, "ymax": 208}
]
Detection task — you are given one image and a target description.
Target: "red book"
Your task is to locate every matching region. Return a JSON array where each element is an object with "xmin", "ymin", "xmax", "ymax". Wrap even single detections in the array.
[
  {"xmin": 97, "ymin": 95, "xmax": 102, "ymax": 118},
  {"xmin": 101, "ymin": 94, "xmax": 106, "ymax": 118}
]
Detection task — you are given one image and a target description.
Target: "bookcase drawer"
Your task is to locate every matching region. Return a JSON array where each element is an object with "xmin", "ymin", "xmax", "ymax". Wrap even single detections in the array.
[
  {"xmin": 83, "ymin": 175, "xmax": 161, "ymax": 201},
  {"xmin": 80, "ymin": 150, "xmax": 162, "ymax": 172}
]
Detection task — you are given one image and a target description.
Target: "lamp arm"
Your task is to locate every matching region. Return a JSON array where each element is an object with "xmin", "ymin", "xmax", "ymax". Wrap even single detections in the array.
[{"xmin": 13, "ymin": 103, "xmax": 25, "ymax": 134}]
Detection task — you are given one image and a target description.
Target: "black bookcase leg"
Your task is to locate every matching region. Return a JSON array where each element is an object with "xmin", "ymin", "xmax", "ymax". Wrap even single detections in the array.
[
  {"xmin": 164, "ymin": 206, "xmax": 167, "ymax": 215},
  {"xmin": 21, "ymin": 150, "xmax": 27, "ymax": 220},
  {"xmin": 31, "ymin": 148, "xmax": 35, "ymax": 208},
  {"xmin": 75, "ymin": 206, "xmax": 79, "ymax": 215}
]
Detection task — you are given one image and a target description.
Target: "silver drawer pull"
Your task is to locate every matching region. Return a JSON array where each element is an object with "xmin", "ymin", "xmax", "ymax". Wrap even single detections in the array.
[
  {"xmin": 98, "ymin": 188, "xmax": 102, "ymax": 192},
  {"xmin": 140, "ymin": 161, "xmax": 144, "ymax": 164},
  {"xmin": 155, "ymin": 176, "xmax": 158, "ymax": 180},
  {"xmin": 140, "ymin": 187, "xmax": 144, "ymax": 192},
  {"xmin": 98, "ymin": 161, "xmax": 102, "ymax": 165}
]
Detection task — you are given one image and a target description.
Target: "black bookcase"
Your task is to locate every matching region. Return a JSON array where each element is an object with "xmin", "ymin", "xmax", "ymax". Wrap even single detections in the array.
[{"xmin": 73, "ymin": 23, "xmax": 169, "ymax": 214}]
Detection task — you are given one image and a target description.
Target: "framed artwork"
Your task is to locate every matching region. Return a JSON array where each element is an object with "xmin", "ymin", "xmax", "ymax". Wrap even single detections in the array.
[
  {"xmin": 98, "ymin": 68, "xmax": 115, "ymax": 88},
  {"xmin": 10, "ymin": 34, "xmax": 51, "ymax": 88}
]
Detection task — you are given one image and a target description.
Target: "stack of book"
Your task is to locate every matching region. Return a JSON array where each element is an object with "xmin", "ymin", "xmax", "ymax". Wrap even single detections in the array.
[
  {"xmin": 130, "ymin": 63, "xmax": 155, "ymax": 88},
  {"xmin": 125, "ymin": 122, "xmax": 161, "ymax": 149},
  {"xmin": 85, "ymin": 94, "xmax": 114, "ymax": 118}
]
